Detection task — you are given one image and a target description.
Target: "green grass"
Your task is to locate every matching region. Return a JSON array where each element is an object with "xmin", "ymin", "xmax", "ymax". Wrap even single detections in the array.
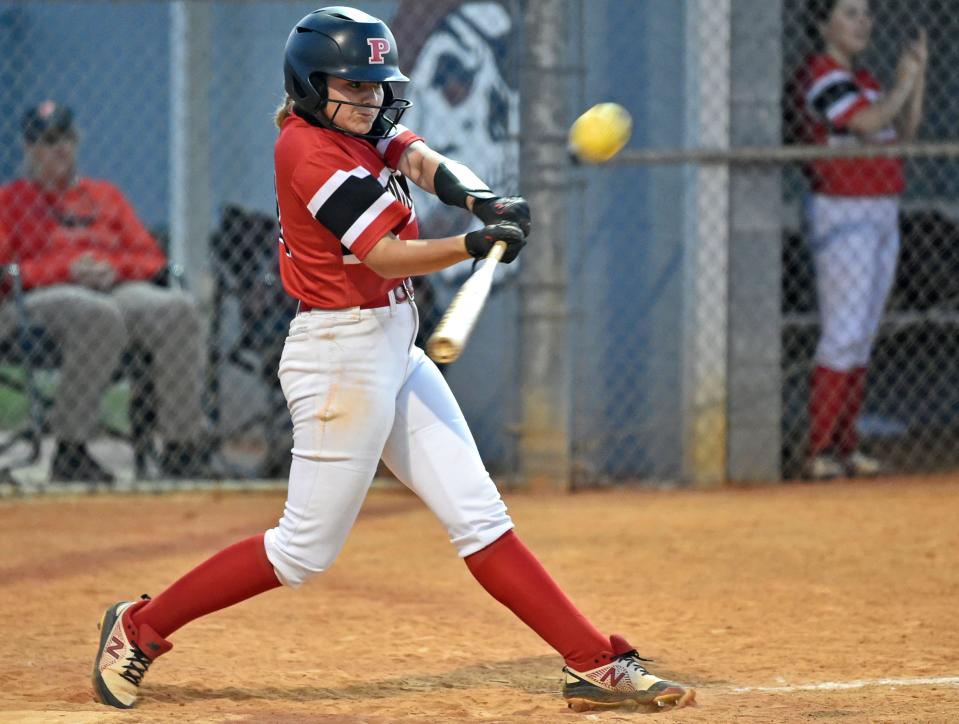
[{"xmin": 0, "ymin": 364, "xmax": 131, "ymax": 434}]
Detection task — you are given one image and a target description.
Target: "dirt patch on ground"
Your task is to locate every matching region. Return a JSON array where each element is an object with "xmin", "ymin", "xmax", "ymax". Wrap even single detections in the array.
[{"xmin": 0, "ymin": 475, "xmax": 957, "ymax": 723}]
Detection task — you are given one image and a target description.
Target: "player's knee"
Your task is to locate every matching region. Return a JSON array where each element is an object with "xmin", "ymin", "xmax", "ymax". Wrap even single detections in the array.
[
  {"xmin": 449, "ymin": 499, "xmax": 514, "ymax": 558},
  {"xmin": 263, "ymin": 528, "xmax": 341, "ymax": 588},
  {"xmin": 271, "ymin": 560, "xmax": 326, "ymax": 589},
  {"xmin": 817, "ymin": 336, "xmax": 862, "ymax": 371}
]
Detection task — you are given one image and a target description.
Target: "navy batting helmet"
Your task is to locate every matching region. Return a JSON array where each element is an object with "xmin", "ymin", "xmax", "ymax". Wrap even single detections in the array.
[{"xmin": 284, "ymin": 6, "xmax": 411, "ymax": 139}]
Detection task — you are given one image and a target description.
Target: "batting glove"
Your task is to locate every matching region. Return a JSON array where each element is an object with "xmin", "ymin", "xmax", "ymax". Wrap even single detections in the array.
[
  {"xmin": 465, "ymin": 222, "xmax": 527, "ymax": 264},
  {"xmin": 472, "ymin": 196, "xmax": 532, "ymax": 237}
]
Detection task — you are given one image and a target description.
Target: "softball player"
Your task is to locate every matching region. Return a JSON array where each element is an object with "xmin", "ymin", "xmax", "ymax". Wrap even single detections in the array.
[
  {"xmin": 796, "ymin": 0, "xmax": 926, "ymax": 479},
  {"xmin": 92, "ymin": 7, "xmax": 693, "ymax": 712}
]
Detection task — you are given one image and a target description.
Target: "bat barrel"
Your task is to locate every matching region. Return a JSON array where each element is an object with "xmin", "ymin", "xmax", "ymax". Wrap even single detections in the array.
[{"xmin": 426, "ymin": 336, "xmax": 460, "ymax": 364}]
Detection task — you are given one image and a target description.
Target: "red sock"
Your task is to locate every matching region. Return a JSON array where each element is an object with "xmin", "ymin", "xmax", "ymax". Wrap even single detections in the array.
[
  {"xmin": 809, "ymin": 365, "xmax": 848, "ymax": 455},
  {"xmin": 836, "ymin": 366, "xmax": 867, "ymax": 455},
  {"xmin": 132, "ymin": 533, "xmax": 281, "ymax": 639},
  {"xmin": 465, "ymin": 530, "xmax": 612, "ymax": 671}
]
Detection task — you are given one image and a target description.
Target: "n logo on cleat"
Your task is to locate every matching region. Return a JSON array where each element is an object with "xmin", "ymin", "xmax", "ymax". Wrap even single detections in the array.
[
  {"xmin": 599, "ymin": 667, "xmax": 627, "ymax": 688},
  {"xmin": 105, "ymin": 635, "xmax": 124, "ymax": 659}
]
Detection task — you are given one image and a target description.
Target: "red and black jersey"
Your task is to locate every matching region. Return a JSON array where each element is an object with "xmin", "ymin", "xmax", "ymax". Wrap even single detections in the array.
[
  {"xmin": 0, "ymin": 178, "xmax": 166, "ymax": 290},
  {"xmin": 793, "ymin": 53, "xmax": 904, "ymax": 196},
  {"xmin": 274, "ymin": 112, "xmax": 423, "ymax": 309}
]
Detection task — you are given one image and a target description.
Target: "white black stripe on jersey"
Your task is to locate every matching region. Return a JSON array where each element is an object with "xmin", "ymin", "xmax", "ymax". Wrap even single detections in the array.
[
  {"xmin": 306, "ymin": 165, "xmax": 416, "ymax": 264},
  {"xmin": 806, "ymin": 70, "xmax": 862, "ymax": 125},
  {"xmin": 386, "ymin": 173, "xmax": 414, "ymax": 210},
  {"xmin": 307, "ymin": 166, "xmax": 395, "ymax": 251},
  {"xmin": 809, "ymin": 79, "xmax": 894, "ymax": 146},
  {"xmin": 341, "ymin": 174, "xmax": 417, "ymax": 265},
  {"xmin": 375, "ymin": 123, "xmax": 412, "ymax": 160}
]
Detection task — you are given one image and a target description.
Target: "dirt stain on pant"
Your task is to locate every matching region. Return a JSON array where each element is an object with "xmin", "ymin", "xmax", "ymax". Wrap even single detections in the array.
[
  {"xmin": 317, "ymin": 383, "xmax": 341, "ymax": 422},
  {"xmin": 316, "ymin": 381, "xmax": 375, "ymax": 427}
]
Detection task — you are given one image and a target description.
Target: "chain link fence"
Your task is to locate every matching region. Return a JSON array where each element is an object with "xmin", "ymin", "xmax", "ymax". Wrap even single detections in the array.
[
  {"xmin": 779, "ymin": 0, "xmax": 959, "ymax": 480},
  {"xmin": 0, "ymin": 0, "xmax": 524, "ymax": 488},
  {"xmin": 0, "ymin": 0, "xmax": 957, "ymax": 490},
  {"xmin": 568, "ymin": 0, "xmax": 959, "ymax": 487}
]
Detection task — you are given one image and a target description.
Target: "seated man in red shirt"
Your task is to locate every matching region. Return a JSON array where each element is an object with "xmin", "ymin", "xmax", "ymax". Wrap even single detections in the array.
[{"xmin": 0, "ymin": 101, "xmax": 206, "ymax": 482}]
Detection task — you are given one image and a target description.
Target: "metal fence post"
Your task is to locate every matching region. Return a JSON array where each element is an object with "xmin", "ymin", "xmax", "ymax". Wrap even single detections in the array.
[
  {"xmin": 681, "ymin": 0, "xmax": 730, "ymax": 487},
  {"xmin": 170, "ymin": 1, "xmax": 212, "ymax": 298},
  {"xmin": 518, "ymin": 0, "xmax": 571, "ymax": 489},
  {"xmin": 727, "ymin": 0, "xmax": 784, "ymax": 481}
]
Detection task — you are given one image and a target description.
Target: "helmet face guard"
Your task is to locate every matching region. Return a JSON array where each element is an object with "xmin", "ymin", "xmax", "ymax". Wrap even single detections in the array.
[
  {"xmin": 309, "ymin": 75, "xmax": 412, "ymax": 140},
  {"xmin": 284, "ymin": 7, "xmax": 413, "ymax": 140}
]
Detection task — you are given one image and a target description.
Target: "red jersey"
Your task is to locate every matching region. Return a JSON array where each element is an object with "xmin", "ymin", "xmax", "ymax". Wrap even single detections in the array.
[
  {"xmin": 794, "ymin": 53, "xmax": 904, "ymax": 196},
  {"xmin": 274, "ymin": 113, "xmax": 422, "ymax": 309},
  {"xmin": 0, "ymin": 178, "xmax": 166, "ymax": 290}
]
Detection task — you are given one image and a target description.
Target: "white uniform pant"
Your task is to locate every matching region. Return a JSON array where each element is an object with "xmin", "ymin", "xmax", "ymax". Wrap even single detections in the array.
[
  {"xmin": 264, "ymin": 299, "xmax": 513, "ymax": 588},
  {"xmin": 805, "ymin": 195, "xmax": 900, "ymax": 371}
]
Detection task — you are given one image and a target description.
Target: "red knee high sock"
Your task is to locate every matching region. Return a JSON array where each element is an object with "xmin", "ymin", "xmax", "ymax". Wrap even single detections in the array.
[
  {"xmin": 809, "ymin": 365, "xmax": 849, "ymax": 456},
  {"xmin": 465, "ymin": 530, "xmax": 612, "ymax": 671},
  {"xmin": 132, "ymin": 533, "xmax": 281, "ymax": 639},
  {"xmin": 836, "ymin": 366, "xmax": 867, "ymax": 455}
]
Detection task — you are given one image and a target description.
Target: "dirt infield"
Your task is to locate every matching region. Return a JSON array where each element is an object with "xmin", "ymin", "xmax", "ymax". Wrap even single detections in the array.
[{"xmin": 0, "ymin": 475, "xmax": 957, "ymax": 723}]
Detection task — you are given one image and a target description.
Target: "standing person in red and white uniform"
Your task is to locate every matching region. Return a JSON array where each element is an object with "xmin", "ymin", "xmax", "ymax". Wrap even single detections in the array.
[
  {"xmin": 794, "ymin": 0, "xmax": 926, "ymax": 479},
  {"xmin": 91, "ymin": 6, "xmax": 694, "ymax": 713}
]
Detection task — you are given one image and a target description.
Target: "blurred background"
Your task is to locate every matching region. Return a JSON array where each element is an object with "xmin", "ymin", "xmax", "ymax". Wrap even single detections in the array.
[{"xmin": 1, "ymin": 0, "xmax": 957, "ymax": 492}]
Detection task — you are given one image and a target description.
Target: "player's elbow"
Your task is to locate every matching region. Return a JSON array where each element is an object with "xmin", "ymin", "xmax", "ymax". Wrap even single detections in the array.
[
  {"xmin": 846, "ymin": 111, "xmax": 884, "ymax": 138},
  {"xmin": 363, "ymin": 258, "xmax": 401, "ymax": 278},
  {"xmin": 362, "ymin": 235, "xmax": 404, "ymax": 278}
]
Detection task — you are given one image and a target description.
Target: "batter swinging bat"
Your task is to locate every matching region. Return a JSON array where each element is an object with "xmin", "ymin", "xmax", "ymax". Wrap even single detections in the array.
[{"xmin": 427, "ymin": 240, "xmax": 507, "ymax": 364}]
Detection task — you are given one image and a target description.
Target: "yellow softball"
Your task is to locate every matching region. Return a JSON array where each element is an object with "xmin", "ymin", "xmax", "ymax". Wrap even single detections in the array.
[{"xmin": 568, "ymin": 103, "xmax": 633, "ymax": 164}]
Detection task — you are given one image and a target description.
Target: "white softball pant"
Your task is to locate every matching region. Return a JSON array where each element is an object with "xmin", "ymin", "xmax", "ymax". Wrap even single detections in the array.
[
  {"xmin": 264, "ymin": 297, "xmax": 513, "ymax": 588},
  {"xmin": 805, "ymin": 195, "xmax": 900, "ymax": 371}
]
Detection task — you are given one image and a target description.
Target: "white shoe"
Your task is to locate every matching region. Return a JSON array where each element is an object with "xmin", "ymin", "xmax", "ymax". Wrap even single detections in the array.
[
  {"xmin": 562, "ymin": 635, "xmax": 695, "ymax": 711},
  {"xmin": 844, "ymin": 450, "xmax": 882, "ymax": 476},
  {"xmin": 806, "ymin": 455, "xmax": 844, "ymax": 480},
  {"xmin": 92, "ymin": 596, "xmax": 171, "ymax": 708}
]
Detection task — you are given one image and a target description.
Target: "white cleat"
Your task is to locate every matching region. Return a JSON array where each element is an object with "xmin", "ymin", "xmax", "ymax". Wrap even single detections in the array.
[
  {"xmin": 92, "ymin": 595, "xmax": 171, "ymax": 709},
  {"xmin": 562, "ymin": 635, "xmax": 695, "ymax": 712},
  {"xmin": 806, "ymin": 455, "xmax": 845, "ymax": 481},
  {"xmin": 844, "ymin": 450, "xmax": 882, "ymax": 476}
]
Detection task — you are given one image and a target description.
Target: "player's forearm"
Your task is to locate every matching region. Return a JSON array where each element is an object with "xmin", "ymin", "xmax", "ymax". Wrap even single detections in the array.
[
  {"xmin": 898, "ymin": 74, "xmax": 925, "ymax": 142},
  {"xmin": 363, "ymin": 234, "xmax": 469, "ymax": 278},
  {"xmin": 400, "ymin": 144, "xmax": 480, "ymax": 211},
  {"xmin": 401, "ymin": 142, "xmax": 441, "ymax": 194},
  {"xmin": 848, "ymin": 81, "xmax": 913, "ymax": 137}
]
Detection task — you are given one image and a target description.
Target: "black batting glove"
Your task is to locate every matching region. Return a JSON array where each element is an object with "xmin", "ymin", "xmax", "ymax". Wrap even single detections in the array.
[
  {"xmin": 465, "ymin": 222, "xmax": 527, "ymax": 264},
  {"xmin": 472, "ymin": 196, "xmax": 532, "ymax": 237}
]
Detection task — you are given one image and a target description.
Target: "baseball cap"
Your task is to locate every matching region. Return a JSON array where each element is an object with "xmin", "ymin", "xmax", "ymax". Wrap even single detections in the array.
[{"xmin": 21, "ymin": 100, "xmax": 76, "ymax": 143}]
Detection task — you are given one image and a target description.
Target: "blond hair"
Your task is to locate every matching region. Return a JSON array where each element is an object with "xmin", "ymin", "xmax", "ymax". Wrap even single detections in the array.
[{"xmin": 274, "ymin": 94, "xmax": 295, "ymax": 129}]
